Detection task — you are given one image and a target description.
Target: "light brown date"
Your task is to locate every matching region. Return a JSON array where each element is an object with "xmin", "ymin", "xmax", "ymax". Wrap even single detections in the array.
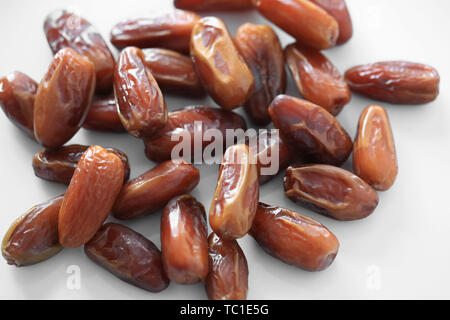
[
  {"xmin": 175, "ymin": 0, "xmax": 253, "ymax": 11},
  {"xmin": 82, "ymin": 94, "xmax": 125, "ymax": 132}
]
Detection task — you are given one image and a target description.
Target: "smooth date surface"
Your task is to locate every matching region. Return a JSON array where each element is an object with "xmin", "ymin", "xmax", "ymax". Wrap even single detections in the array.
[
  {"xmin": 175, "ymin": 0, "xmax": 253, "ymax": 11},
  {"xmin": 82, "ymin": 94, "xmax": 125, "ymax": 132}
]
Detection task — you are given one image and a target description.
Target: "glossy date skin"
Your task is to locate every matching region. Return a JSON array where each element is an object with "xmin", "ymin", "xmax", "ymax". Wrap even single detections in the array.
[
  {"xmin": 190, "ymin": 17, "xmax": 254, "ymax": 110},
  {"xmin": 2, "ymin": 195, "xmax": 64, "ymax": 267},
  {"xmin": 252, "ymin": 0, "xmax": 339, "ymax": 50},
  {"xmin": 268, "ymin": 95, "xmax": 352, "ymax": 166},
  {"xmin": 175, "ymin": 0, "xmax": 253, "ymax": 11},
  {"xmin": 250, "ymin": 203, "xmax": 339, "ymax": 271},
  {"xmin": 110, "ymin": 10, "xmax": 201, "ymax": 54},
  {"xmin": 44, "ymin": 10, "xmax": 115, "ymax": 93},
  {"xmin": 161, "ymin": 195, "xmax": 208, "ymax": 284},
  {"xmin": 83, "ymin": 94, "xmax": 125, "ymax": 132},
  {"xmin": 144, "ymin": 105, "xmax": 247, "ymax": 162},
  {"xmin": 353, "ymin": 105, "xmax": 398, "ymax": 191},
  {"xmin": 85, "ymin": 223, "xmax": 170, "ymax": 293},
  {"xmin": 112, "ymin": 160, "xmax": 200, "ymax": 220},
  {"xmin": 235, "ymin": 23, "xmax": 286, "ymax": 125},
  {"xmin": 344, "ymin": 61, "xmax": 440, "ymax": 104},
  {"xmin": 285, "ymin": 43, "xmax": 351, "ymax": 116},
  {"xmin": 114, "ymin": 47, "xmax": 167, "ymax": 139},
  {"xmin": 205, "ymin": 233, "xmax": 248, "ymax": 300},
  {"xmin": 34, "ymin": 48, "xmax": 96, "ymax": 149},
  {"xmin": 284, "ymin": 165, "xmax": 379, "ymax": 221}
]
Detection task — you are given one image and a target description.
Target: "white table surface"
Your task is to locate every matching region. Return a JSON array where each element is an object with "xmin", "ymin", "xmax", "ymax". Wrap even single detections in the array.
[{"xmin": 0, "ymin": 0, "xmax": 449, "ymax": 300}]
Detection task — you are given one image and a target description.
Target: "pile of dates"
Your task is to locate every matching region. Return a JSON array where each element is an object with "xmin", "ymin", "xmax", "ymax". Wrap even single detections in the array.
[{"xmin": 0, "ymin": 0, "xmax": 440, "ymax": 300}]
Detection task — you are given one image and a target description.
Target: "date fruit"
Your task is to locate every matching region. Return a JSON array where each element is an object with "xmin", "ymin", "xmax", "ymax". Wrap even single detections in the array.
[
  {"xmin": 2, "ymin": 195, "xmax": 64, "ymax": 267},
  {"xmin": 344, "ymin": 61, "xmax": 440, "ymax": 104},
  {"xmin": 161, "ymin": 195, "xmax": 208, "ymax": 284},
  {"xmin": 175, "ymin": 0, "xmax": 253, "ymax": 11},
  {"xmin": 112, "ymin": 160, "xmax": 200, "ymax": 220},
  {"xmin": 205, "ymin": 233, "xmax": 248, "ymax": 300},
  {"xmin": 353, "ymin": 105, "xmax": 398, "ymax": 191},
  {"xmin": 34, "ymin": 48, "xmax": 96, "ymax": 149},
  {"xmin": 83, "ymin": 94, "xmax": 125, "ymax": 132},
  {"xmin": 58, "ymin": 146, "xmax": 124, "ymax": 248},
  {"xmin": 284, "ymin": 164, "xmax": 379, "ymax": 220},
  {"xmin": 191, "ymin": 17, "xmax": 254, "ymax": 110},
  {"xmin": 85, "ymin": 223, "xmax": 169, "ymax": 292},
  {"xmin": 235, "ymin": 23, "xmax": 286, "ymax": 125}
]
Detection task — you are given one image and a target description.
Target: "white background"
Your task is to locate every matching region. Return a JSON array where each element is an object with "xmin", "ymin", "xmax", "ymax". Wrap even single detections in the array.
[{"xmin": 0, "ymin": 0, "xmax": 449, "ymax": 300}]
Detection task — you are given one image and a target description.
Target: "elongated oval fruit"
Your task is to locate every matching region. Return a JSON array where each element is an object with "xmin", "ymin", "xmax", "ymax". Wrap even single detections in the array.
[
  {"xmin": 83, "ymin": 94, "xmax": 125, "ymax": 132},
  {"xmin": 85, "ymin": 223, "xmax": 169, "ymax": 292},
  {"xmin": 252, "ymin": 0, "xmax": 339, "ymax": 50},
  {"xmin": 34, "ymin": 48, "xmax": 96, "ymax": 149},
  {"xmin": 0, "ymin": 71, "xmax": 37, "ymax": 139},
  {"xmin": 353, "ymin": 105, "xmax": 398, "ymax": 190},
  {"xmin": 268, "ymin": 95, "xmax": 352, "ymax": 166},
  {"xmin": 2, "ymin": 195, "xmax": 64, "ymax": 267},
  {"xmin": 175, "ymin": 0, "xmax": 253, "ymax": 11},
  {"xmin": 284, "ymin": 165, "xmax": 379, "ymax": 220},
  {"xmin": 344, "ymin": 61, "xmax": 440, "ymax": 104},
  {"xmin": 285, "ymin": 43, "xmax": 350, "ymax": 116},
  {"xmin": 205, "ymin": 233, "xmax": 248, "ymax": 300},
  {"xmin": 191, "ymin": 17, "xmax": 254, "ymax": 110},
  {"xmin": 235, "ymin": 23, "xmax": 286, "ymax": 125},
  {"xmin": 250, "ymin": 202, "xmax": 339, "ymax": 271},
  {"xmin": 161, "ymin": 195, "xmax": 208, "ymax": 284},
  {"xmin": 44, "ymin": 10, "xmax": 115, "ymax": 92},
  {"xmin": 144, "ymin": 105, "xmax": 247, "ymax": 162},
  {"xmin": 114, "ymin": 47, "xmax": 167, "ymax": 138},
  {"xmin": 58, "ymin": 146, "xmax": 124, "ymax": 248},
  {"xmin": 209, "ymin": 144, "xmax": 259, "ymax": 240},
  {"xmin": 112, "ymin": 160, "xmax": 200, "ymax": 220},
  {"xmin": 110, "ymin": 10, "xmax": 201, "ymax": 54}
]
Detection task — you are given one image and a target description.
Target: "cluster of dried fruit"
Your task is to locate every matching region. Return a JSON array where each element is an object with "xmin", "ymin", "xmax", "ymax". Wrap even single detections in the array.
[{"xmin": 0, "ymin": 0, "xmax": 441, "ymax": 300}]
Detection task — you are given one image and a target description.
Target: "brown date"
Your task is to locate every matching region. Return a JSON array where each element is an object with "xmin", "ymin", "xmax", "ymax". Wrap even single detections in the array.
[
  {"xmin": 112, "ymin": 160, "xmax": 200, "ymax": 220},
  {"xmin": 34, "ymin": 48, "xmax": 96, "ymax": 149},
  {"xmin": 175, "ymin": 0, "xmax": 253, "ymax": 11},
  {"xmin": 2, "ymin": 195, "xmax": 64, "ymax": 267},
  {"xmin": 353, "ymin": 105, "xmax": 398, "ymax": 191},
  {"xmin": 0, "ymin": 71, "xmax": 37, "ymax": 139},
  {"xmin": 58, "ymin": 146, "xmax": 124, "ymax": 248},
  {"xmin": 82, "ymin": 94, "xmax": 125, "ymax": 132},
  {"xmin": 161, "ymin": 195, "xmax": 208, "ymax": 284},
  {"xmin": 284, "ymin": 164, "xmax": 379, "ymax": 221},
  {"xmin": 250, "ymin": 203, "xmax": 339, "ymax": 271},
  {"xmin": 44, "ymin": 10, "xmax": 115, "ymax": 93},
  {"xmin": 285, "ymin": 43, "xmax": 351, "ymax": 116},
  {"xmin": 205, "ymin": 233, "xmax": 248, "ymax": 300},
  {"xmin": 252, "ymin": 0, "xmax": 339, "ymax": 50},
  {"xmin": 85, "ymin": 223, "xmax": 169, "ymax": 292},
  {"xmin": 144, "ymin": 105, "xmax": 247, "ymax": 163},
  {"xmin": 235, "ymin": 23, "xmax": 286, "ymax": 125},
  {"xmin": 190, "ymin": 17, "xmax": 254, "ymax": 110},
  {"xmin": 110, "ymin": 10, "xmax": 201, "ymax": 54},
  {"xmin": 209, "ymin": 144, "xmax": 259, "ymax": 240},
  {"xmin": 344, "ymin": 61, "xmax": 440, "ymax": 104}
]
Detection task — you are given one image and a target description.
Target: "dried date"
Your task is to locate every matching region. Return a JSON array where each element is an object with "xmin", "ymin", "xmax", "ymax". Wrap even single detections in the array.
[
  {"xmin": 82, "ymin": 94, "xmax": 125, "ymax": 132},
  {"xmin": 175, "ymin": 0, "xmax": 253, "ymax": 11}
]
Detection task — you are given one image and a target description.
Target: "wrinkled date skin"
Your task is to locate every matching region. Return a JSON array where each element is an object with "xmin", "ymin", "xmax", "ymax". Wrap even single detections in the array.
[
  {"xmin": 33, "ymin": 144, "xmax": 130, "ymax": 185},
  {"xmin": 2, "ymin": 195, "xmax": 64, "ymax": 267},
  {"xmin": 235, "ymin": 23, "xmax": 286, "ymax": 125},
  {"xmin": 110, "ymin": 10, "xmax": 201, "ymax": 54},
  {"xmin": 161, "ymin": 195, "xmax": 208, "ymax": 284},
  {"xmin": 205, "ymin": 233, "xmax": 248, "ymax": 300},
  {"xmin": 191, "ymin": 17, "xmax": 255, "ymax": 110},
  {"xmin": 112, "ymin": 160, "xmax": 200, "ymax": 220},
  {"xmin": 144, "ymin": 105, "xmax": 247, "ymax": 162},
  {"xmin": 344, "ymin": 61, "xmax": 440, "ymax": 104},
  {"xmin": 354, "ymin": 105, "xmax": 398, "ymax": 191},
  {"xmin": 268, "ymin": 95, "xmax": 352, "ymax": 166},
  {"xmin": 250, "ymin": 202, "xmax": 339, "ymax": 271},
  {"xmin": 285, "ymin": 43, "xmax": 351, "ymax": 116},
  {"xmin": 284, "ymin": 165, "xmax": 379, "ymax": 220},
  {"xmin": 175, "ymin": 0, "xmax": 253, "ymax": 11},
  {"xmin": 142, "ymin": 48, "xmax": 205, "ymax": 96},
  {"xmin": 44, "ymin": 10, "xmax": 115, "ymax": 93},
  {"xmin": 83, "ymin": 94, "xmax": 125, "ymax": 132},
  {"xmin": 58, "ymin": 146, "xmax": 124, "ymax": 248},
  {"xmin": 252, "ymin": 0, "xmax": 339, "ymax": 50},
  {"xmin": 34, "ymin": 48, "xmax": 96, "ymax": 149},
  {"xmin": 209, "ymin": 144, "xmax": 259, "ymax": 240},
  {"xmin": 85, "ymin": 223, "xmax": 169, "ymax": 292},
  {"xmin": 114, "ymin": 47, "xmax": 168, "ymax": 139}
]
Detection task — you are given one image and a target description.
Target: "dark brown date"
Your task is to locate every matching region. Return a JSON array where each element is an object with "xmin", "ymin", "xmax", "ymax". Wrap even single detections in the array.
[
  {"xmin": 175, "ymin": 0, "xmax": 253, "ymax": 11},
  {"xmin": 82, "ymin": 94, "xmax": 125, "ymax": 132}
]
